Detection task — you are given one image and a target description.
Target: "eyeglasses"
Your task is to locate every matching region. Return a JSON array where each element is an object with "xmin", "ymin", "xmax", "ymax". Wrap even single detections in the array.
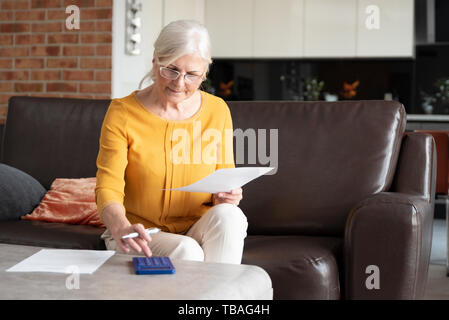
[{"xmin": 159, "ymin": 66, "xmax": 204, "ymax": 84}]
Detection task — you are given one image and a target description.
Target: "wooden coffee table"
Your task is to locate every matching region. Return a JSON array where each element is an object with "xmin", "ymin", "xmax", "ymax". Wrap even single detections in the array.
[{"xmin": 0, "ymin": 244, "xmax": 273, "ymax": 300}]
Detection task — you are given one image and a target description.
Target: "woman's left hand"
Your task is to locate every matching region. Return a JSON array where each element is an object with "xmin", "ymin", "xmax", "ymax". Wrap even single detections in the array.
[{"xmin": 213, "ymin": 187, "xmax": 243, "ymax": 206}]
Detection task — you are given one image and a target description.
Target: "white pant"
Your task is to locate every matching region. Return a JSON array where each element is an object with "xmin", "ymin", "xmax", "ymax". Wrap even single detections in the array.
[{"xmin": 101, "ymin": 203, "xmax": 248, "ymax": 264}]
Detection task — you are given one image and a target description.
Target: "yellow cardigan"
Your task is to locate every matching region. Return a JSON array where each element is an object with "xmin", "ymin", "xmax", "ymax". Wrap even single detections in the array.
[{"xmin": 95, "ymin": 90, "xmax": 235, "ymax": 234}]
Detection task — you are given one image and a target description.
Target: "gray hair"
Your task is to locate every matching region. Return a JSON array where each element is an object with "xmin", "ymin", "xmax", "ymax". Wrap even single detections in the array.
[{"xmin": 139, "ymin": 20, "xmax": 212, "ymax": 89}]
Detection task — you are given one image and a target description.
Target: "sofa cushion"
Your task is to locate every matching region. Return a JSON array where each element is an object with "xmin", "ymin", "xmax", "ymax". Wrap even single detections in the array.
[
  {"xmin": 0, "ymin": 163, "xmax": 46, "ymax": 221},
  {"xmin": 228, "ymin": 100, "xmax": 406, "ymax": 236},
  {"xmin": 22, "ymin": 177, "xmax": 104, "ymax": 227},
  {"xmin": 2, "ymin": 96, "xmax": 110, "ymax": 189},
  {"xmin": 0, "ymin": 220, "xmax": 106, "ymax": 250},
  {"xmin": 242, "ymin": 235, "xmax": 343, "ymax": 299}
]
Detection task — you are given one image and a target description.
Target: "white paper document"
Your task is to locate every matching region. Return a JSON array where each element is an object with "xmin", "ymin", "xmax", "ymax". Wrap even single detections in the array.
[
  {"xmin": 166, "ymin": 167, "xmax": 275, "ymax": 194},
  {"xmin": 6, "ymin": 249, "xmax": 115, "ymax": 274}
]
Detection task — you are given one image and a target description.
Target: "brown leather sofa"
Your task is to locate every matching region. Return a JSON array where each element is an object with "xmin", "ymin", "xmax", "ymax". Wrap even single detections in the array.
[{"xmin": 0, "ymin": 96, "xmax": 436, "ymax": 300}]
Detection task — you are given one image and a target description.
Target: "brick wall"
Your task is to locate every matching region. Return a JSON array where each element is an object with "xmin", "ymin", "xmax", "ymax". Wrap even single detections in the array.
[{"xmin": 0, "ymin": 0, "xmax": 112, "ymax": 124}]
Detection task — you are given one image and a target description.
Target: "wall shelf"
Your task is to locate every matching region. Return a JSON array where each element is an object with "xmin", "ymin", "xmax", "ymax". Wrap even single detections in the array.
[{"xmin": 407, "ymin": 114, "xmax": 449, "ymax": 122}]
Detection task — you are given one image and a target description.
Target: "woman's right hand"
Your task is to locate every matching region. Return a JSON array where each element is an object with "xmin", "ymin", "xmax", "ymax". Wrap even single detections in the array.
[
  {"xmin": 111, "ymin": 223, "xmax": 153, "ymax": 257},
  {"xmin": 101, "ymin": 203, "xmax": 153, "ymax": 257}
]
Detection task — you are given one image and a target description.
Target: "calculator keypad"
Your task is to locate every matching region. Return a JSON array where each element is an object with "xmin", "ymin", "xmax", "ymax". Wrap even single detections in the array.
[
  {"xmin": 133, "ymin": 256, "xmax": 175, "ymax": 274},
  {"xmin": 138, "ymin": 257, "xmax": 169, "ymax": 268}
]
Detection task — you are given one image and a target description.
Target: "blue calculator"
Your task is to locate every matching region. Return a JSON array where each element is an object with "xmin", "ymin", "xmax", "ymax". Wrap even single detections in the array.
[{"xmin": 132, "ymin": 256, "xmax": 176, "ymax": 275}]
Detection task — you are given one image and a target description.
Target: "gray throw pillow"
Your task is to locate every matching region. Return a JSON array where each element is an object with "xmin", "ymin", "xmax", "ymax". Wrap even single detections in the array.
[{"xmin": 0, "ymin": 163, "xmax": 46, "ymax": 220}]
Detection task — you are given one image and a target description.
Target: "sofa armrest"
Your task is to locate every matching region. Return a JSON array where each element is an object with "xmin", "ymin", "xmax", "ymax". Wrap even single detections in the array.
[
  {"xmin": 392, "ymin": 132, "xmax": 436, "ymax": 198},
  {"xmin": 344, "ymin": 192, "xmax": 433, "ymax": 299},
  {"xmin": 344, "ymin": 132, "xmax": 436, "ymax": 300}
]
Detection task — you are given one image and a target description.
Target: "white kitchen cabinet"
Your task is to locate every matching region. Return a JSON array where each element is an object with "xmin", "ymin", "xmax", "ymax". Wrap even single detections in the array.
[
  {"xmin": 253, "ymin": 0, "xmax": 304, "ymax": 57},
  {"xmin": 163, "ymin": 0, "xmax": 205, "ymax": 25},
  {"xmin": 158, "ymin": 0, "xmax": 414, "ymax": 59},
  {"xmin": 204, "ymin": 0, "xmax": 254, "ymax": 58},
  {"xmin": 356, "ymin": 0, "xmax": 414, "ymax": 57},
  {"xmin": 304, "ymin": 0, "xmax": 357, "ymax": 57}
]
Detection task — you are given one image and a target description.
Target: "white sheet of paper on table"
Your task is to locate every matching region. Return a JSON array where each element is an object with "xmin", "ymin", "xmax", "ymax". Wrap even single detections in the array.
[
  {"xmin": 164, "ymin": 167, "xmax": 275, "ymax": 194},
  {"xmin": 6, "ymin": 249, "xmax": 115, "ymax": 274}
]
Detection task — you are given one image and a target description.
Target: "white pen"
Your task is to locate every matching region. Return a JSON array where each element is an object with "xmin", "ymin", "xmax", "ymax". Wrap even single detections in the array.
[{"xmin": 122, "ymin": 227, "xmax": 160, "ymax": 239}]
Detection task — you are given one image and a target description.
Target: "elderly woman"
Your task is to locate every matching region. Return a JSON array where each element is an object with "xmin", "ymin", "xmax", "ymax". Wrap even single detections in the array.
[{"xmin": 95, "ymin": 20, "xmax": 247, "ymax": 264}]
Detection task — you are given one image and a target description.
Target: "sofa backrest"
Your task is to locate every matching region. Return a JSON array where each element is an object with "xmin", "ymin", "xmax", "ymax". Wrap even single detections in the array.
[
  {"xmin": 2, "ymin": 96, "xmax": 406, "ymax": 237},
  {"xmin": 2, "ymin": 96, "xmax": 109, "ymax": 189},
  {"xmin": 227, "ymin": 100, "xmax": 406, "ymax": 236}
]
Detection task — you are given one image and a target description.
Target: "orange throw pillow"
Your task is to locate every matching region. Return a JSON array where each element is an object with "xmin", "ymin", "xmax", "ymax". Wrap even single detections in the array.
[{"xmin": 22, "ymin": 177, "xmax": 104, "ymax": 228}]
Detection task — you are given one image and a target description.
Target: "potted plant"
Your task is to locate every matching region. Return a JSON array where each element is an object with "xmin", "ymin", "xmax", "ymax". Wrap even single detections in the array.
[
  {"xmin": 302, "ymin": 78, "xmax": 324, "ymax": 101},
  {"xmin": 419, "ymin": 90, "xmax": 436, "ymax": 114},
  {"xmin": 434, "ymin": 77, "xmax": 449, "ymax": 114}
]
